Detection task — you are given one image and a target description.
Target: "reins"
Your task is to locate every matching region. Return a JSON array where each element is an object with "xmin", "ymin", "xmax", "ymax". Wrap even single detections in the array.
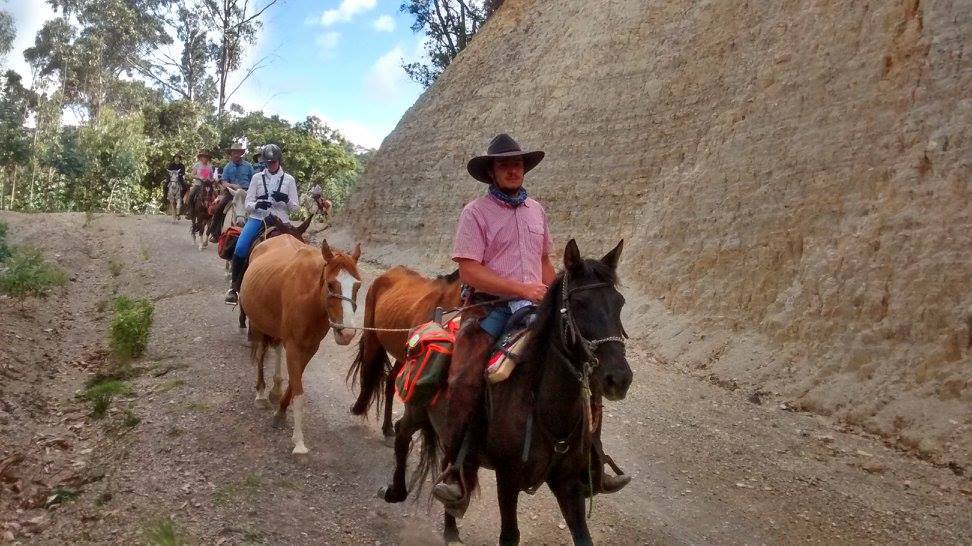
[
  {"xmin": 516, "ymin": 270, "xmax": 627, "ymax": 510},
  {"xmin": 326, "ymin": 296, "xmax": 512, "ymax": 333}
]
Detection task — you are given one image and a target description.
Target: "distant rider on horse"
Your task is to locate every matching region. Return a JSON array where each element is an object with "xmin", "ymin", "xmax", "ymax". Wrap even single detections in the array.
[
  {"xmin": 208, "ymin": 141, "xmax": 255, "ymax": 240},
  {"xmin": 184, "ymin": 150, "xmax": 216, "ymax": 212},
  {"xmin": 300, "ymin": 184, "xmax": 332, "ymax": 223},
  {"xmin": 224, "ymin": 143, "xmax": 300, "ymax": 304},
  {"xmin": 432, "ymin": 133, "xmax": 631, "ymax": 511}
]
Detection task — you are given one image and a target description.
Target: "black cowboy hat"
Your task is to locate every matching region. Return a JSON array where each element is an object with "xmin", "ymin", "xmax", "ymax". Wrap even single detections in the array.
[{"xmin": 467, "ymin": 133, "xmax": 544, "ymax": 184}]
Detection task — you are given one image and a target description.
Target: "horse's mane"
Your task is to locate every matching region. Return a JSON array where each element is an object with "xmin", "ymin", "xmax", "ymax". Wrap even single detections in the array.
[
  {"xmin": 436, "ymin": 269, "xmax": 460, "ymax": 283},
  {"xmin": 518, "ymin": 258, "xmax": 618, "ymax": 374}
]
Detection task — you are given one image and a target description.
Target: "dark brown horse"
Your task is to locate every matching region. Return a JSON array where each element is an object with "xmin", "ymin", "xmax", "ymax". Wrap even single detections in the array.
[
  {"xmin": 189, "ymin": 181, "xmax": 219, "ymax": 251},
  {"xmin": 347, "ymin": 267, "xmax": 461, "ymax": 440},
  {"xmin": 372, "ymin": 239, "xmax": 632, "ymax": 545}
]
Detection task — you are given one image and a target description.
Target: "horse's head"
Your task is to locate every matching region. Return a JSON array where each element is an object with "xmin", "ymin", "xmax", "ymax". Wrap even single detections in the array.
[
  {"xmin": 228, "ymin": 187, "xmax": 248, "ymax": 225},
  {"xmin": 168, "ymin": 170, "xmax": 179, "ymax": 183},
  {"xmin": 558, "ymin": 239, "xmax": 632, "ymax": 401},
  {"xmin": 321, "ymin": 239, "xmax": 362, "ymax": 346}
]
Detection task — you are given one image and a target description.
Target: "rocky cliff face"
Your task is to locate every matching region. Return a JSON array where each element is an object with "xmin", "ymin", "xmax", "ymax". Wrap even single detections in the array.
[{"xmin": 340, "ymin": 0, "xmax": 971, "ymax": 464}]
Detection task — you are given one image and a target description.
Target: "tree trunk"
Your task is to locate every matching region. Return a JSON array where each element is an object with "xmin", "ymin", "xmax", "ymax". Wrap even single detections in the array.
[{"xmin": 10, "ymin": 166, "xmax": 18, "ymax": 210}]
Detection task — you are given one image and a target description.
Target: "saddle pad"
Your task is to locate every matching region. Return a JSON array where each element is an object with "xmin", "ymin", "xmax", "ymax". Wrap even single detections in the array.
[{"xmin": 486, "ymin": 328, "xmax": 532, "ymax": 384}]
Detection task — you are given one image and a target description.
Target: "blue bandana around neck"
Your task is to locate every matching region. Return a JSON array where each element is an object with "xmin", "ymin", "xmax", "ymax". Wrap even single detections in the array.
[{"xmin": 488, "ymin": 184, "xmax": 529, "ymax": 207}]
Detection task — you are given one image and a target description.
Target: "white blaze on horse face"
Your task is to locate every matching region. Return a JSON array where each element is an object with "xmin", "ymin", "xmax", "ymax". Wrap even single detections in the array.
[{"xmin": 333, "ymin": 268, "xmax": 358, "ymax": 345}]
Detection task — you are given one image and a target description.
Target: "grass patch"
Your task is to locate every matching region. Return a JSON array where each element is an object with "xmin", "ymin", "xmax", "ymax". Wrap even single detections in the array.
[
  {"xmin": 140, "ymin": 248, "xmax": 151, "ymax": 261},
  {"xmin": 109, "ymin": 296, "xmax": 154, "ymax": 361},
  {"xmin": 108, "ymin": 259, "xmax": 124, "ymax": 277},
  {"xmin": 121, "ymin": 408, "xmax": 141, "ymax": 428},
  {"xmin": 82, "ymin": 376, "xmax": 130, "ymax": 419},
  {"xmin": 156, "ymin": 378, "xmax": 186, "ymax": 393},
  {"xmin": 0, "ymin": 246, "xmax": 67, "ymax": 296},
  {"xmin": 185, "ymin": 401, "xmax": 210, "ymax": 413},
  {"xmin": 213, "ymin": 474, "xmax": 263, "ymax": 507},
  {"xmin": 44, "ymin": 486, "xmax": 80, "ymax": 508},
  {"xmin": 144, "ymin": 517, "xmax": 186, "ymax": 546}
]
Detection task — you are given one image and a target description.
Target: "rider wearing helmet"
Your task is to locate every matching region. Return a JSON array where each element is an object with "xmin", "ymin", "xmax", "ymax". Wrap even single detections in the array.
[
  {"xmin": 224, "ymin": 143, "xmax": 300, "ymax": 304},
  {"xmin": 252, "ymin": 146, "xmax": 267, "ymax": 174}
]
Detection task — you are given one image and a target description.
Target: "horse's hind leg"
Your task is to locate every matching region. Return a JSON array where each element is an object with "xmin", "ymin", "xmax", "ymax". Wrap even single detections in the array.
[
  {"xmin": 381, "ymin": 360, "xmax": 401, "ymax": 443},
  {"xmin": 251, "ymin": 333, "xmax": 270, "ymax": 407},
  {"xmin": 268, "ymin": 344, "xmax": 285, "ymax": 403}
]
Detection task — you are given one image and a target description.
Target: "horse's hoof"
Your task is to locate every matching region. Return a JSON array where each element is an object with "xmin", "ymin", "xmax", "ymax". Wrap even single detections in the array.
[
  {"xmin": 292, "ymin": 444, "xmax": 309, "ymax": 455},
  {"xmin": 381, "ymin": 486, "xmax": 407, "ymax": 503},
  {"xmin": 254, "ymin": 396, "xmax": 269, "ymax": 408},
  {"xmin": 272, "ymin": 413, "xmax": 286, "ymax": 429},
  {"xmin": 446, "ymin": 542, "xmax": 464, "ymax": 546},
  {"xmin": 382, "ymin": 435, "xmax": 396, "ymax": 448}
]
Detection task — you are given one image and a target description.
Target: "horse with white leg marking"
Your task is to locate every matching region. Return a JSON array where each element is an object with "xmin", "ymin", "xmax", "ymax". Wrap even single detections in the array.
[
  {"xmin": 240, "ymin": 235, "xmax": 362, "ymax": 454},
  {"xmin": 166, "ymin": 169, "xmax": 183, "ymax": 221}
]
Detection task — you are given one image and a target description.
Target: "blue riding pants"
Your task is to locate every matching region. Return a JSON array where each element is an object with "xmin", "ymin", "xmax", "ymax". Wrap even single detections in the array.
[
  {"xmin": 479, "ymin": 305, "xmax": 512, "ymax": 339},
  {"xmin": 234, "ymin": 217, "xmax": 264, "ymax": 259}
]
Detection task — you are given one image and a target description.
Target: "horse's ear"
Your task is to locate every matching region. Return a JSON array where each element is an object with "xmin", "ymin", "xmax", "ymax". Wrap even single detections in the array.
[
  {"xmin": 350, "ymin": 242, "xmax": 361, "ymax": 262},
  {"xmin": 601, "ymin": 239, "xmax": 624, "ymax": 270},
  {"xmin": 563, "ymin": 239, "xmax": 582, "ymax": 271},
  {"xmin": 321, "ymin": 239, "xmax": 334, "ymax": 261}
]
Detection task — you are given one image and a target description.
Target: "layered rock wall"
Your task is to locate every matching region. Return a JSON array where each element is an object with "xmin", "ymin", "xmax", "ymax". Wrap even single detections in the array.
[{"xmin": 341, "ymin": 0, "xmax": 972, "ymax": 464}]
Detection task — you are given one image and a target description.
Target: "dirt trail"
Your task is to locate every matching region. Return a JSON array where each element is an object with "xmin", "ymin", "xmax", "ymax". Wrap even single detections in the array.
[{"xmin": 1, "ymin": 212, "xmax": 969, "ymax": 545}]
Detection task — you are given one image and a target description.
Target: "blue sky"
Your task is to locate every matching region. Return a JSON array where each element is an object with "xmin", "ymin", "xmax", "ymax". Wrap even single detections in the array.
[{"xmin": 3, "ymin": 0, "xmax": 429, "ymax": 148}]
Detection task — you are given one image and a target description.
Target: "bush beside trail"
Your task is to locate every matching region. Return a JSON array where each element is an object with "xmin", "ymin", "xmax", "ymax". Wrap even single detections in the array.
[{"xmin": 0, "ymin": 220, "xmax": 67, "ymax": 296}]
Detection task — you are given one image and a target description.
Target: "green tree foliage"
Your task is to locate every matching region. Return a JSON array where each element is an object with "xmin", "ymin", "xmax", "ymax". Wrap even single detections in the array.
[
  {"xmin": 0, "ymin": 10, "xmax": 15, "ymax": 61},
  {"xmin": 0, "ymin": 0, "xmax": 367, "ymax": 214},
  {"xmin": 401, "ymin": 0, "xmax": 503, "ymax": 87}
]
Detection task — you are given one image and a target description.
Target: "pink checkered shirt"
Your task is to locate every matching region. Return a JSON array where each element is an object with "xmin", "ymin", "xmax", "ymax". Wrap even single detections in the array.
[{"xmin": 452, "ymin": 193, "xmax": 553, "ymax": 284}]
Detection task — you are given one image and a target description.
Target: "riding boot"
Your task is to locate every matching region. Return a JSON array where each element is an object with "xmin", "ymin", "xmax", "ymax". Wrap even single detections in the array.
[
  {"xmin": 432, "ymin": 306, "xmax": 493, "ymax": 509},
  {"xmin": 584, "ymin": 401, "xmax": 631, "ymax": 497},
  {"xmin": 225, "ymin": 255, "xmax": 246, "ymax": 304}
]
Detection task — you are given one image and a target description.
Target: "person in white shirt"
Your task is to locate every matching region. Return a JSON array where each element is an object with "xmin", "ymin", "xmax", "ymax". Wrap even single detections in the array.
[{"xmin": 225, "ymin": 144, "xmax": 300, "ymax": 304}]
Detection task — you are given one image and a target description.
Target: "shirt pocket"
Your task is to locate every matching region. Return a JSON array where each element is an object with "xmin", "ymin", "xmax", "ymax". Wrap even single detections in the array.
[{"xmin": 525, "ymin": 219, "xmax": 546, "ymax": 255}]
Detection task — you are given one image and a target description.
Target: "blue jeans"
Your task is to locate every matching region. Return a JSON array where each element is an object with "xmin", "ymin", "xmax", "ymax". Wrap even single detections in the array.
[
  {"xmin": 479, "ymin": 305, "xmax": 512, "ymax": 339},
  {"xmin": 234, "ymin": 217, "xmax": 264, "ymax": 259}
]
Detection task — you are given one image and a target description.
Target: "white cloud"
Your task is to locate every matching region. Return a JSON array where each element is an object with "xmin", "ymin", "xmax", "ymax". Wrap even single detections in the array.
[
  {"xmin": 372, "ymin": 15, "xmax": 395, "ymax": 32},
  {"xmin": 319, "ymin": 0, "xmax": 377, "ymax": 27},
  {"xmin": 315, "ymin": 31, "xmax": 341, "ymax": 58},
  {"xmin": 364, "ymin": 45, "xmax": 410, "ymax": 101},
  {"xmin": 2, "ymin": 0, "xmax": 57, "ymax": 81}
]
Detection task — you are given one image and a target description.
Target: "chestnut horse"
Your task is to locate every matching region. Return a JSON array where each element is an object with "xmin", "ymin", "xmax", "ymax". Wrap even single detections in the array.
[
  {"xmin": 232, "ymin": 211, "xmax": 327, "ymax": 330},
  {"xmin": 240, "ymin": 235, "xmax": 362, "ymax": 454},
  {"xmin": 189, "ymin": 180, "xmax": 218, "ymax": 251},
  {"xmin": 347, "ymin": 267, "xmax": 461, "ymax": 440},
  {"xmin": 372, "ymin": 240, "xmax": 632, "ymax": 545}
]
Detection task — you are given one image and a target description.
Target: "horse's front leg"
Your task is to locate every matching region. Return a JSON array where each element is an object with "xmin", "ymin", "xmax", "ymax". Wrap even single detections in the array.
[
  {"xmin": 496, "ymin": 469, "xmax": 521, "ymax": 546},
  {"xmin": 549, "ymin": 476, "xmax": 592, "ymax": 546}
]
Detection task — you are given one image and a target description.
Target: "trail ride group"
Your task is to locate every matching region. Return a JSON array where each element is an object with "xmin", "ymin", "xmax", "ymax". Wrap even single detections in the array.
[{"xmin": 174, "ymin": 135, "xmax": 631, "ymax": 546}]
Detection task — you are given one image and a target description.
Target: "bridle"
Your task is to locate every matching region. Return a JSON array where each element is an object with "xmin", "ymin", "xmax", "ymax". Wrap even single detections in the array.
[
  {"xmin": 555, "ymin": 270, "xmax": 627, "ymax": 388},
  {"xmin": 321, "ymin": 267, "xmax": 359, "ymax": 330}
]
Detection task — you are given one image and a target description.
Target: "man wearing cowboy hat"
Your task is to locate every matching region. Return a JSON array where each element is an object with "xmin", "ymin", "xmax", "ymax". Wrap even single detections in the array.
[
  {"xmin": 207, "ymin": 142, "xmax": 256, "ymax": 240},
  {"xmin": 433, "ymin": 133, "xmax": 630, "ymax": 512}
]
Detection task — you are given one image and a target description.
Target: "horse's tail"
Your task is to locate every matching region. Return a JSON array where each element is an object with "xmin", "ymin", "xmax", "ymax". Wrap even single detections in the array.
[
  {"xmin": 348, "ymin": 282, "xmax": 389, "ymax": 416},
  {"xmin": 409, "ymin": 419, "xmax": 439, "ymax": 497}
]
